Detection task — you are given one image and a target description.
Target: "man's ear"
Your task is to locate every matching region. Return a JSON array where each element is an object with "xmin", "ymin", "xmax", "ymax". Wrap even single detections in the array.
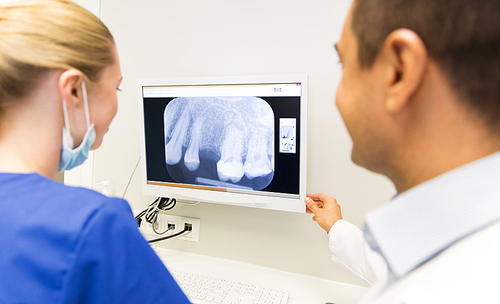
[
  {"xmin": 381, "ymin": 29, "xmax": 428, "ymax": 113},
  {"xmin": 58, "ymin": 69, "xmax": 84, "ymax": 107}
]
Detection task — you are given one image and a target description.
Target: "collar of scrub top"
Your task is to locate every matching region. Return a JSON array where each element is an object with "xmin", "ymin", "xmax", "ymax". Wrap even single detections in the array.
[{"xmin": 363, "ymin": 150, "xmax": 500, "ymax": 280}]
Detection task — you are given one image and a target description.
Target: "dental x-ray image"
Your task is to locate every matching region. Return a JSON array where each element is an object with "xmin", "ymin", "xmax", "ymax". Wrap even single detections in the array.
[{"xmin": 163, "ymin": 97, "xmax": 275, "ymax": 191}]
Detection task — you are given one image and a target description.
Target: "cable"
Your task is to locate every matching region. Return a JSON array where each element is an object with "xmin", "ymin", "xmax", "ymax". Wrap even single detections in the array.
[
  {"xmin": 122, "ymin": 157, "xmax": 141, "ymax": 199},
  {"xmin": 152, "ymin": 221, "xmax": 174, "ymax": 235},
  {"xmin": 178, "ymin": 199, "xmax": 201, "ymax": 206},
  {"xmin": 135, "ymin": 197, "xmax": 189, "ymax": 243},
  {"xmin": 148, "ymin": 227, "xmax": 191, "ymax": 243},
  {"xmin": 135, "ymin": 197, "xmax": 176, "ymax": 231}
]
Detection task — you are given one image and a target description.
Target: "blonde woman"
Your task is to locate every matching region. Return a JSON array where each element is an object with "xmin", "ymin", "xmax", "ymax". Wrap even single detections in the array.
[{"xmin": 0, "ymin": 1, "xmax": 189, "ymax": 303}]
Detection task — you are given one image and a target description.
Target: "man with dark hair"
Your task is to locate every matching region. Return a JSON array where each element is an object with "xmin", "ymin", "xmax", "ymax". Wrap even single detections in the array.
[{"xmin": 306, "ymin": 0, "xmax": 500, "ymax": 302}]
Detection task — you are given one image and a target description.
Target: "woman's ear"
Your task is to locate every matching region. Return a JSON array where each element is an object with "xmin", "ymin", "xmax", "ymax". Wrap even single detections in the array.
[
  {"xmin": 382, "ymin": 29, "xmax": 428, "ymax": 113},
  {"xmin": 58, "ymin": 69, "xmax": 84, "ymax": 108}
]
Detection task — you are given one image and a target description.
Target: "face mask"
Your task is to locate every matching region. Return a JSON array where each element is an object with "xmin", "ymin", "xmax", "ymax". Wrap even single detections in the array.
[{"xmin": 58, "ymin": 81, "xmax": 96, "ymax": 172}]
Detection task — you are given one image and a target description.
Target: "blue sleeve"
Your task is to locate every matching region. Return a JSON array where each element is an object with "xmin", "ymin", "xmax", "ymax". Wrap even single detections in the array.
[{"xmin": 60, "ymin": 199, "xmax": 191, "ymax": 304}]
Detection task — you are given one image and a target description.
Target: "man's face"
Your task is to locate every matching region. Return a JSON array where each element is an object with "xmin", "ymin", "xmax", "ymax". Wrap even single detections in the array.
[{"xmin": 335, "ymin": 5, "xmax": 394, "ymax": 174}]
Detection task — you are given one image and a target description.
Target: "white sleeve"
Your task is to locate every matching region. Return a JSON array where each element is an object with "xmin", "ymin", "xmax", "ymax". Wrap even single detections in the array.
[{"xmin": 328, "ymin": 219, "xmax": 388, "ymax": 286}]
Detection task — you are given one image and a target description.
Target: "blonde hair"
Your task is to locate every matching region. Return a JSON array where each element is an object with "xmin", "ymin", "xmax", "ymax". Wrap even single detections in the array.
[{"xmin": 0, "ymin": 0, "xmax": 115, "ymax": 104}]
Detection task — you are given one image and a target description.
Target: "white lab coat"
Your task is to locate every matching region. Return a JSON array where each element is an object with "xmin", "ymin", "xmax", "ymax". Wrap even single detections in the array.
[
  {"xmin": 358, "ymin": 220, "xmax": 500, "ymax": 303},
  {"xmin": 331, "ymin": 152, "xmax": 500, "ymax": 302},
  {"xmin": 328, "ymin": 219, "xmax": 388, "ymax": 286}
]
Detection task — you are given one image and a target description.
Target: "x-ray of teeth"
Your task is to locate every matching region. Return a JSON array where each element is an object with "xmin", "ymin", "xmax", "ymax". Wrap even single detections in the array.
[
  {"xmin": 281, "ymin": 126, "xmax": 295, "ymax": 139},
  {"xmin": 184, "ymin": 116, "xmax": 205, "ymax": 172},
  {"xmin": 217, "ymin": 124, "xmax": 246, "ymax": 183},
  {"xmin": 244, "ymin": 128, "xmax": 274, "ymax": 179},
  {"xmin": 164, "ymin": 97, "xmax": 275, "ymax": 191}
]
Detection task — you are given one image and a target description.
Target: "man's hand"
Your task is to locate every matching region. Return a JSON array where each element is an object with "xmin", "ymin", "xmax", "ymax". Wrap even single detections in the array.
[{"xmin": 305, "ymin": 193, "xmax": 343, "ymax": 233}]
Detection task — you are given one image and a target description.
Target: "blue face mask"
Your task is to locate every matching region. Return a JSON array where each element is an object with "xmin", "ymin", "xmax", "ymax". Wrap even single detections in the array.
[{"xmin": 58, "ymin": 81, "xmax": 96, "ymax": 172}]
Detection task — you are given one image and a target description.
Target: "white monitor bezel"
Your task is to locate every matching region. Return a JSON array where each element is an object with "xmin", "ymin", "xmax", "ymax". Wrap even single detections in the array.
[{"xmin": 137, "ymin": 74, "xmax": 307, "ymax": 213}]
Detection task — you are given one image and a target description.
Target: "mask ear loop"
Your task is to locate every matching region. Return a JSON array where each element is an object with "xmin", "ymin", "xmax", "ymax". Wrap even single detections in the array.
[
  {"xmin": 81, "ymin": 80, "xmax": 91, "ymax": 129},
  {"xmin": 61, "ymin": 80, "xmax": 91, "ymax": 149},
  {"xmin": 62, "ymin": 99, "xmax": 71, "ymax": 134}
]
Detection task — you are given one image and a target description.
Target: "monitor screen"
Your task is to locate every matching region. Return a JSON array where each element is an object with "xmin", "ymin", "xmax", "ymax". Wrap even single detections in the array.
[{"xmin": 137, "ymin": 75, "xmax": 307, "ymax": 212}]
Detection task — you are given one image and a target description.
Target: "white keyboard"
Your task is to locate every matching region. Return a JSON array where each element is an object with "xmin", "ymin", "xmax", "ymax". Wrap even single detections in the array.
[{"xmin": 171, "ymin": 269, "xmax": 289, "ymax": 304}]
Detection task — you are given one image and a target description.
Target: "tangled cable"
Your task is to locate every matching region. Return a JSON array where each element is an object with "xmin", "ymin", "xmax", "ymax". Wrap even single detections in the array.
[{"xmin": 135, "ymin": 197, "xmax": 176, "ymax": 234}]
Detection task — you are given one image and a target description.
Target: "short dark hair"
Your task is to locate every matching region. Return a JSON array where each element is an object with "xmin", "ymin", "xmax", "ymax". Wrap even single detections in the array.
[{"xmin": 351, "ymin": 0, "xmax": 500, "ymax": 130}]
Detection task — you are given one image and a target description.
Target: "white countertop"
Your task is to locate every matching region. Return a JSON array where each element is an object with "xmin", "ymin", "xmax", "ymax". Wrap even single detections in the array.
[{"xmin": 154, "ymin": 248, "xmax": 368, "ymax": 304}]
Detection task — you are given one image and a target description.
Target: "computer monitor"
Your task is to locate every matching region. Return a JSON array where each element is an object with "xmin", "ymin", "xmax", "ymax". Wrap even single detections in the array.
[{"xmin": 137, "ymin": 75, "xmax": 307, "ymax": 213}]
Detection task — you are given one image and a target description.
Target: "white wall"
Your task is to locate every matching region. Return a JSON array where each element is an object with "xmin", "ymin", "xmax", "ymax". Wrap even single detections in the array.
[
  {"xmin": 71, "ymin": 0, "xmax": 100, "ymax": 16},
  {"xmin": 95, "ymin": 0, "xmax": 396, "ymax": 286}
]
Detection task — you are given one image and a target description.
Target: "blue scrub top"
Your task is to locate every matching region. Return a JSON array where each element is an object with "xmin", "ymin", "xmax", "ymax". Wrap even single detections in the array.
[{"xmin": 0, "ymin": 173, "xmax": 191, "ymax": 304}]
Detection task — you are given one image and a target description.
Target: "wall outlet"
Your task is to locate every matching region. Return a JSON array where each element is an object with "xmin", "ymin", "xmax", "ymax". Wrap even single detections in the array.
[
  {"xmin": 177, "ymin": 216, "xmax": 200, "ymax": 242},
  {"xmin": 137, "ymin": 212, "xmax": 200, "ymax": 242}
]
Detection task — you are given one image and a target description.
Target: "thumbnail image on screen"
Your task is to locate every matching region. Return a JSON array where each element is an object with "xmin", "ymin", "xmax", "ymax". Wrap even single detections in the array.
[{"xmin": 163, "ymin": 96, "xmax": 275, "ymax": 191}]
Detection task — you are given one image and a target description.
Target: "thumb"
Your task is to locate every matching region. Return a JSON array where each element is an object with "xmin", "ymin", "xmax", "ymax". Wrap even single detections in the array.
[{"xmin": 305, "ymin": 197, "xmax": 319, "ymax": 213}]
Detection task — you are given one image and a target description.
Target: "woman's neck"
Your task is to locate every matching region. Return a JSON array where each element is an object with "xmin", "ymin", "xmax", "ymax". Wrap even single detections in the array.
[{"xmin": 0, "ymin": 72, "xmax": 64, "ymax": 179}]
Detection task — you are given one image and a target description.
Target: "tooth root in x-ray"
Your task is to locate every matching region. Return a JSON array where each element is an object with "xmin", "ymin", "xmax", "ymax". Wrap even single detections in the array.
[
  {"xmin": 244, "ymin": 129, "xmax": 273, "ymax": 179},
  {"xmin": 217, "ymin": 124, "xmax": 245, "ymax": 183},
  {"xmin": 184, "ymin": 116, "xmax": 205, "ymax": 172},
  {"xmin": 165, "ymin": 101, "xmax": 191, "ymax": 165}
]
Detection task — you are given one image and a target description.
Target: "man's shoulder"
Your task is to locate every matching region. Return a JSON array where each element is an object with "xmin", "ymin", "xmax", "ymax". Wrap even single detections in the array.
[{"xmin": 369, "ymin": 221, "xmax": 500, "ymax": 304}]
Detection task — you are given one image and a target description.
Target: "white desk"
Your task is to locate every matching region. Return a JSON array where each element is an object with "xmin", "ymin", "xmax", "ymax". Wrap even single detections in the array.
[{"xmin": 154, "ymin": 248, "xmax": 368, "ymax": 304}]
